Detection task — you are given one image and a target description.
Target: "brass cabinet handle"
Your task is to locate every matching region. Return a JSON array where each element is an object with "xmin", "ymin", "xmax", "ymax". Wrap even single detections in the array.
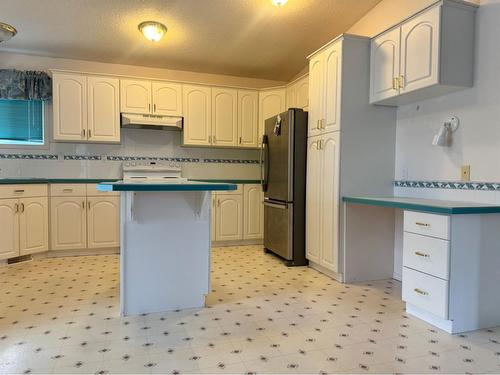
[
  {"xmin": 88, "ymin": 129, "xmax": 91, "ymax": 138},
  {"xmin": 415, "ymin": 251, "xmax": 430, "ymax": 258},
  {"xmin": 82, "ymin": 201, "xmax": 85, "ymax": 209},
  {"xmin": 392, "ymin": 77, "xmax": 399, "ymax": 90},
  {"xmin": 239, "ymin": 137, "xmax": 242, "ymax": 145},
  {"xmin": 88, "ymin": 201, "xmax": 91, "ymax": 210},
  {"xmin": 153, "ymin": 103, "xmax": 156, "ymax": 113},
  {"xmin": 63, "ymin": 188, "xmax": 73, "ymax": 192},
  {"xmin": 148, "ymin": 103, "xmax": 151, "ymax": 112},
  {"xmin": 399, "ymin": 75, "xmax": 405, "ymax": 89},
  {"xmin": 82, "ymin": 129, "xmax": 86, "ymax": 137},
  {"xmin": 321, "ymin": 119, "xmax": 325, "ymax": 129},
  {"xmin": 217, "ymin": 199, "xmax": 221, "ymax": 207},
  {"xmin": 317, "ymin": 120, "xmax": 321, "ymax": 130},
  {"xmin": 20, "ymin": 203, "xmax": 24, "ymax": 213},
  {"xmin": 414, "ymin": 288, "xmax": 429, "ymax": 296},
  {"xmin": 14, "ymin": 203, "xmax": 19, "ymax": 213},
  {"xmin": 14, "ymin": 189, "xmax": 25, "ymax": 193},
  {"xmin": 415, "ymin": 222, "xmax": 430, "ymax": 228}
]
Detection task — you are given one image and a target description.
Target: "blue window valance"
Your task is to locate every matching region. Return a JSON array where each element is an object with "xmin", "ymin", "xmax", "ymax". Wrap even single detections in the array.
[{"xmin": 0, "ymin": 69, "xmax": 52, "ymax": 101}]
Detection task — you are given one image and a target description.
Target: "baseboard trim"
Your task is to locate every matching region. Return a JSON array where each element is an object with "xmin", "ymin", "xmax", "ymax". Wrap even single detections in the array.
[
  {"xmin": 34, "ymin": 247, "xmax": 119, "ymax": 259},
  {"xmin": 212, "ymin": 239, "xmax": 263, "ymax": 247},
  {"xmin": 308, "ymin": 261, "xmax": 344, "ymax": 282}
]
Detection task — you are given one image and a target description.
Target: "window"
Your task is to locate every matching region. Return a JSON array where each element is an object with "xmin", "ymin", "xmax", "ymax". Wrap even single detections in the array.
[{"xmin": 0, "ymin": 99, "xmax": 45, "ymax": 145}]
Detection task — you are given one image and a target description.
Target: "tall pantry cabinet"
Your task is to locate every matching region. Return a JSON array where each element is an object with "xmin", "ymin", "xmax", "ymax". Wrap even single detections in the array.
[{"xmin": 305, "ymin": 34, "xmax": 396, "ymax": 281}]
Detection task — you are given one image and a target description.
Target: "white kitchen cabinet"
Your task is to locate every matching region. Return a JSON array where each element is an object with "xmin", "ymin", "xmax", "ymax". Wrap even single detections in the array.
[
  {"xmin": 50, "ymin": 196, "xmax": 87, "ymax": 251},
  {"xmin": 243, "ymin": 184, "xmax": 263, "ymax": 240},
  {"xmin": 87, "ymin": 76, "xmax": 120, "ymax": 142},
  {"xmin": 53, "ymin": 73, "xmax": 87, "ymax": 141},
  {"xmin": 183, "ymin": 84, "xmax": 212, "ymax": 146},
  {"xmin": 215, "ymin": 194, "xmax": 243, "ymax": 241},
  {"xmin": 308, "ymin": 55, "xmax": 324, "ymax": 137},
  {"xmin": 369, "ymin": 0, "xmax": 477, "ymax": 106},
  {"xmin": 152, "ymin": 82, "xmax": 183, "ymax": 116},
  {"xmin": 286, "ymin": 84, "xmax": 296, "ymax": 109},
  {"xmin": 237, "ymin": 90, "xmax": 259, "ymax": 148},
  {"xmin": 258, "ymin": 88, "xmax": 286, "ymax": 143},
  {"xmin": 212, "ymin": 87, "xmax": 238, "ymax": 147},
  {"xmin": 0, "ymin": 199, "xmax": 19, "ymax": 260},
  {"xmin": 19, "ymin": 197, "xmax": 49, "ymax": 255},
  {"xmin": 306, "ymin": 132, "xmax": 340, "ymax": 273},
  {"xmin": 87, "ymin": 196, "xmax": 120, "ymax": 249},
  {"xmin": 295, "ymin": 76, "xmax": 309, "ymax": 110},
  {"xmin": 120, "ymin": 79, "xmax": 151, "ymax": 114}
]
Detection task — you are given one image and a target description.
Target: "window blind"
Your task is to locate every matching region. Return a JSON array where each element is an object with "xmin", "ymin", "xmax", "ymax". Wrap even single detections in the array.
[{"xmin": 0, "ymin": 99, "xmax": 44, "ymax": 144}]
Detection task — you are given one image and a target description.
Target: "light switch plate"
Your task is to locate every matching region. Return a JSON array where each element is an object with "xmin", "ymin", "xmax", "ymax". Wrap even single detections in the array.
[{"xmin": 461, "ymin": 165, "xmax": 471, "ymax": 182}]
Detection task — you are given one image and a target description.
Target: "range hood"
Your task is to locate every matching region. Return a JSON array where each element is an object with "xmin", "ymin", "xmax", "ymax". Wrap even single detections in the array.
[{"xmin": 121, "ymin": 113, "xmax": 183, "ymax": 131}]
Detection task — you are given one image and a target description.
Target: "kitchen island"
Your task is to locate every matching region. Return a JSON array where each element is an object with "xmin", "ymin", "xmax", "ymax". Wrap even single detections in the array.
[{"xmin": 98, "ymin": 180, "xmax": 237, "ymax": 316}]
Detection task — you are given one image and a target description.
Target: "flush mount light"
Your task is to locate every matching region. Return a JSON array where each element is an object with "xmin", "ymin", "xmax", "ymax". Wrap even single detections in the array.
[
  {"xmin": 272, "ymin": 0, "xmax": 288, "ymax": 6},
  {"xmin": 0, "ymin": 22, "xmax": 17, "ymax": 43},
  {"xmin": 138, "ymin": 21, "xmax": 167, "ymax": 42}
]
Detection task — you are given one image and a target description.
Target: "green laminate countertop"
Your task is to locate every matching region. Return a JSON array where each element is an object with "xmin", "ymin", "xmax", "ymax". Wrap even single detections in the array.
[
  {"xmin": 0, "ymin": 178, "xmax": 119, "ymax": 184},
  {"xmin": 191, "ymin": 179, "xmax": 261, "ymax": 184},
  {"xmin": 98, "ymin": 180, "xmax": 238, "ymax": 192},
  {"xmin": 342, "ymin": 196, "xmax": 500, "ymax": 215}
]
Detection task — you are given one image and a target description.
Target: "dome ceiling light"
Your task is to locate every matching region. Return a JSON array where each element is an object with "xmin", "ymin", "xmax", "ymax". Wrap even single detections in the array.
[
  {"xmin": 272, "ymin": 0, "xmax": 288, "ymax": 6},
  {"xmin": 138, "ymin": 21, "xmax": 168, "ymax": 42},
  {"xmin": 0, "ymin": 22, "xmax": 17, "ymax": 43}
]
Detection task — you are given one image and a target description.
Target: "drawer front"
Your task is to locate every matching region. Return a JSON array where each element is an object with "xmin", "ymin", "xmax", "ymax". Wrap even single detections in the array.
[
  {"xmin": 402, "ymin": 267, "xmax": 449, "ymax": 319},
  {"xmin": 403, "ymin": 232, "xmax": 450, "ymax": 280},
  {"xmin": 404, "ymin": 211, "xmax": 450, "ymax": 240},
  {"xmin": 0, "ymin": 184, "xmax": 48, "ymax": 199},
  {"xmin": 86, "ymin": 184, "xmax": 120, "ymax": 196},
  {"xmin": 50, "ymin": 184, "xmax": 86, "ymax": 197}
]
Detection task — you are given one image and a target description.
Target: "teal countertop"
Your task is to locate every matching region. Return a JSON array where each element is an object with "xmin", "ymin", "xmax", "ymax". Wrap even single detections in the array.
[
  {"xmin": 0, "ymin": 178, "xmax": 119, "ymax": 184},
  {"xmin": 343, "ymin": 196, "xmax": 500, "ymax": 215},
  {"xmin": 98, "ymin": 180, "xmax": 238, "ymax": 192}
]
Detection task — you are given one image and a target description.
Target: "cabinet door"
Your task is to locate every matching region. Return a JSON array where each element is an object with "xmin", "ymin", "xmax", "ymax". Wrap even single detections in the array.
[
  {"xmin": 308, "ymin": 54, "xmax": 324, "ymax": 137},
  {"xmin": 53, "ymin": 73, "xmax": 87, "ymax": 141},
  {"xmin": 319, "ymin": 132, "xmax": 340, "ymax": 272},
  {"xmin": 305, "ymin": 138, "xmax": 321, "ymax": 264},
  {"xmin": 19, "ymin": 197, "xmax": 48, "ymax": 255},
  {"xmin": 323, "ymin": 42, "xmax": 342, "ymax": 133},
  {"xmin": 295, "ymin": 76, "xmax": 309, "ymax": 109},
  {"xmin": 152, "ymin": 82, "xmax": 182, "ymax": 116},
  {"xmin": 243, "ymin": 184, "xmax": 264, "ymax": 240},
  {"xmin": 212, "ymin": 87, "xmax": 238, "ymax": 147},
  {"xmin": 87, "ymin": 197, "xmax": 120, "ymax": 249},
  {"xmin": 286, "ymin": 84, "xmax": 296, "ymax": 109},
  {"xmin": 370, "ymin": 27, "xmax": 401, "ymax": 103},
  {"xmin": 50, "ymin": 197, "xmax": 87, "ymax": 250},
  {"xmin": 237, "ymin": 90, "xmax": 259, "ymax": 148},
  {"xmin": 215, "ymin": 194, "xmax": 243, "ymax": 241},
  {"xmin": 0, "ymin": 199, "xmax": 19, "ymax": 260},
  {"xmin": 400, "ymin": 6, "xmax": 440, "ymax": 94},
  {"xmin": 258, "ymin": 88, "xmax": 286, "ymax": 143},
  {"xmin": 120, "ymin": 79, "xmax": 151, "ymax": 114},
  {"xmin": 88, "ymin": 76, "xmax": 120, "ymax": 143},
  {"xmin": 183, "ymin": 84, "xmax": 212, "ymax": 146}
]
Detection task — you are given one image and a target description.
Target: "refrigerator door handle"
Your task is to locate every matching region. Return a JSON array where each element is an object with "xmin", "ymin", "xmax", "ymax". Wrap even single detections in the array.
[
  {"xmin": 263, "ymin": 200, "xmax": 287, "ymax": 210},
  {"xmin": 261, "ymin": 135, "xmax": 269, "ymax": 192}
]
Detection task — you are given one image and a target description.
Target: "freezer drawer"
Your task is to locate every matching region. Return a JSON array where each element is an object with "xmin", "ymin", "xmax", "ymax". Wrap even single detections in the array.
[{"xmin": 264, "ymin": 200, "xmax": 293, "ymax": 260}]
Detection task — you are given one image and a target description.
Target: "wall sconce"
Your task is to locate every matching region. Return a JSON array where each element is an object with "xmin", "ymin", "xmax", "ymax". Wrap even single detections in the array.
[{"xmin": 432, "ymin": 116, "xmax": 459, "ymax": 147}]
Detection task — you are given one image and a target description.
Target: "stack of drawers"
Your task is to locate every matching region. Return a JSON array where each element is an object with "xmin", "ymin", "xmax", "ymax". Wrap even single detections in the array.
[{"xmin": 402, "ymin": 211, "xmax": 450, "ymax": 320}]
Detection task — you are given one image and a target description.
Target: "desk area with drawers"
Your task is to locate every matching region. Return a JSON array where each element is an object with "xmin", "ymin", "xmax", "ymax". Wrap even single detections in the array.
[{"xmin": 342, "ymin": 196, "xmax": 500, "ymax": 334}]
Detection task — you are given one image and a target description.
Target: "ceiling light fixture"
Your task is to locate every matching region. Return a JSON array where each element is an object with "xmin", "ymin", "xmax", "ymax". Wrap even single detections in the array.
[
  {"xmin": 272, "ymin": 0, "xmax": 288, "ymax": 6},
  {"xmin": 0, "ymin": 22, "xmax": 17, "ymax": 43},
  {"xmin": 138, "ymin": 21, "xmax": 167, "ymax": 42}
]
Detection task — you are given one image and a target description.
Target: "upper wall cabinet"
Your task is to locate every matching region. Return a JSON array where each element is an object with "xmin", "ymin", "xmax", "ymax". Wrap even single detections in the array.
[
  {"xmin": 120, "ymin": 79, "xmax": 182, "ymax": 116},
  {"xmin": 286, "ymin": 75, "xmax": 309, "ymax": 110},
  {"xmin": 53, "ymin": 73, "xmax": 120, "ymax": 143},
  {"xmin": 212, "ymin": 87, "xmax": 238, "ymax": 147},
  {"xmin": 237, "ymin": 90, "xmax": 259, "ymax": 148},
  {"xmin": 258, "ymin": 88, "xmax": 286, "ymax": 143},
  {"xmin": 183, "ymin": 84, "xmax": 212, "ymax": 146},
  {"xmin": 370, "ymin": 0, "xmax": 477, "ymax": 106}
]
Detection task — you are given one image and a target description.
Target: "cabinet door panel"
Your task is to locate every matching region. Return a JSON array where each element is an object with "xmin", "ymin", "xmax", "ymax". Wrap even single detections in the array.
[
  {"xmin": 400, "ymin": 6, "xmax": 440, "ymax": 93},
  {"xmin": 258, "ymin": 89, "xmax": 286, "ymax": 143},
  {"xmin": 183, "ymin": 85, "xmax": 212, "ymax": 146},
  {"xmin": 0, "ymin": 199, "xmax": 19, "ymax": 260},
  {"xmin": 243, "ymin": 185, "xmax": 263, "ymax": 240},
  {"xmin": 212, "ymin": 87, "xmax": 238, "ymax": 146},
  {"xmin": 120, "ymin": 79, "xmax": 151, "ymax": 114},
  {"xmin": 152, "ymin": 82, "xmax": 182, "ymax": 116},
  {"xmin": 53, "ymin": 73, "xmax": 87, "ymax": 141},
  {"xmin": 308, "ymin": 55, "xmax": 323, "ymax": 137},
  {"xmin": 19, "ymin": 197, "xmax": 48, "ymax": 255},
  {"xmin": 323, "ymin": 43, "xmax": 342, "ymax": 133},
  {"xmin": 370, "ymin": 27, "xmax": 401, "ymax": 103},
  {"xmin": 295, "ymin": 77, "xmax": 309, "ymax": 109},
  {"xmin": 237, "ymin": 90, "xmax": 259, "ymax": 148},
  {"xmin": 319, "ymin": 132, "xmax": 340, "ymax": 272},
  {"xmin": 50, "ymin": 197, "xmax": 87, "ymax": 250},
  {"xmin": 87, "ymin": 197, "xmax": 120, "ymax": 249},
  {"xmin": 305, "ymin": 138, "xmax": 321, "ymax": 264},
  {"xmin": 215, "ymin": 194, "xmax": 243, "ymax": 241},
  {"xmin": 88, "ymin": 76, "xmax": 120, "ymax": 142}
]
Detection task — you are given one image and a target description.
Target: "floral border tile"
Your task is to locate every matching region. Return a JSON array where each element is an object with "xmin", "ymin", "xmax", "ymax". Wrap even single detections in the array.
[
  {"xmin": 64, "ymin": 155, "xmax": 102, "ymax": 161},
  {"xmin": 0, "ymin": 153, "xmax": 58, "ymax": 160},
  {"xmin": 394, "ymin": 180, "xmax": 500, "ymax": 191}
]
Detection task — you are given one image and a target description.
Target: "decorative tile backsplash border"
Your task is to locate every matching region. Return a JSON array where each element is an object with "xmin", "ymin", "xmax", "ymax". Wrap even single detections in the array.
[
  {"xmin": 395, "ymin": 180, "xmax": 500, "ymax": 191},
  {"xmin": 0, "ymin": 153, "xmax": 259, "ymax": 164}
]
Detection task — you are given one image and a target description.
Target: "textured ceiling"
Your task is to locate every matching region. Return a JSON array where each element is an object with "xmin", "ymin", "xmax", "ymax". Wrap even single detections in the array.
[{"xmin": 0, "ymin": 0, "xmax": 382, "ymax": 81}]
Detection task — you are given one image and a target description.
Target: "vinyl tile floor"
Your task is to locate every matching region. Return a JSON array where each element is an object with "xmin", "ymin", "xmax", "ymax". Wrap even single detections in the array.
[{"xmin": 1, "ymin": 245, "xmax": 500, "ymax": 374}]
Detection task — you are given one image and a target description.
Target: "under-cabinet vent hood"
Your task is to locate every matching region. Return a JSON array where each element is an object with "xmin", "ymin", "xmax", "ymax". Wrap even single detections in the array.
[{"xmin": 121, "ymin": 113, "xmax": 183, "ymax": 131}]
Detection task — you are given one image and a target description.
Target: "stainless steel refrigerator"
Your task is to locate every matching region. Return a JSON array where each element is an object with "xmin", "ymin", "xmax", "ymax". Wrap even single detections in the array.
[{"xmin": 261, "ymin": 108, "xmax": 308, "ymax": 266}]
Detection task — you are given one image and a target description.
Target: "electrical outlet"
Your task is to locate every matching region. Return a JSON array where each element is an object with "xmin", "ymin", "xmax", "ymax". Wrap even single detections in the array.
[{"xmin": 461, "ymin": 165, "xmax": 471, "ymax": 182}]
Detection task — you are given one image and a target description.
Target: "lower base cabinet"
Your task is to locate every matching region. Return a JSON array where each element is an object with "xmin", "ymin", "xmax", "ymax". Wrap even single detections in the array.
[
  {"xmin": 50, "ymin": 196, "xmax": 87, "ymax": 250},
  {"xmin": 215, "ymin": 194, "xmax": 243, "ymax": 241},
  {"xmin": 19, "ymin": 197, "xmax": 49, "ymax": 256},
  {"xmin": 87, "ymin": 196, "xmax": 120, "ymax": 248}
]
